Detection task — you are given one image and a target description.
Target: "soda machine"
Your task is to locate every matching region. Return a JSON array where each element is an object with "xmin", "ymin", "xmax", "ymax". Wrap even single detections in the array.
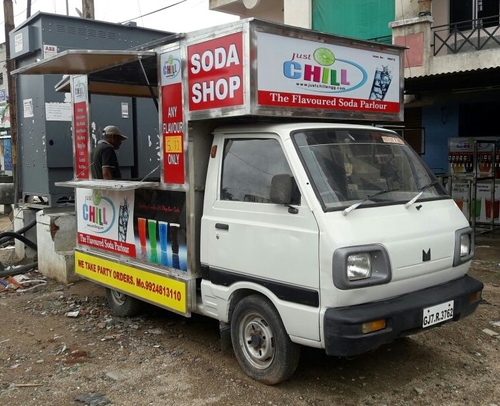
[{"xmin": 448, "ymin": 137, "xmax": 499, "ymax": 228}]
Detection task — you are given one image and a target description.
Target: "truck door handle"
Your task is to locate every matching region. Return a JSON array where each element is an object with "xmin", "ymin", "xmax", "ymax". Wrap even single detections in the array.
[{"xmin": 215, "ymin": 223, "xmax": 229, "ymax": 230}]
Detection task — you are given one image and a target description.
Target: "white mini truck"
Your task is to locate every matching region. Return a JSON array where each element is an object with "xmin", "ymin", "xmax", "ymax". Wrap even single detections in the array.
[{"xmin": 14, "ymin": 19, "xmax": 483, "ymax": 384}]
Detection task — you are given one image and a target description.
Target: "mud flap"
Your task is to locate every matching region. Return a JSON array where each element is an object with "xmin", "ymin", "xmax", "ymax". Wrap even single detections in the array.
[{"xmin": 219, "ymin": 321, "xmax": 232, "ymax": 353}]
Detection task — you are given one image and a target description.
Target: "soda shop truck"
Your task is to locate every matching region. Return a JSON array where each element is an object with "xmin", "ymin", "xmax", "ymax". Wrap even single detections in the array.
[{"xmin": 14, "ymin": 19, "xmax": 483, "ymax": 384}]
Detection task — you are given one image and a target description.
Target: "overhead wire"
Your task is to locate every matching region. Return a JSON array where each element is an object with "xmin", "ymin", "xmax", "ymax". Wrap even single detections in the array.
[{"xmin": 119, "ymin": 0, "xmax": 187, "ymax": 24}]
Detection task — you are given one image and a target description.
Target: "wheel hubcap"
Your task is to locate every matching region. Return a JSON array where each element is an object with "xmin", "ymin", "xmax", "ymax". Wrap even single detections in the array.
[
  {"xmin": 240, "ymin": 314, "xmax": 275, "ymax": 369},
  {"xmin": 111, "ymin": 290, "xmax": 126, "ymax": 305}
]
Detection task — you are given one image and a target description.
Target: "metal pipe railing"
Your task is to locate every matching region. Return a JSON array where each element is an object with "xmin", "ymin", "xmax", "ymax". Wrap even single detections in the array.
[{"xmin": 432, "ymin": 14, "xmax": 500, "ymax": 55}]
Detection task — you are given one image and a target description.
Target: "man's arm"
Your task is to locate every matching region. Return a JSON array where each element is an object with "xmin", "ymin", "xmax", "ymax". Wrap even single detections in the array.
[
  {"xmin": 101, "ymin": 147, "xmax": 118, "ymax": 179},
  {"xmin": 102, "ymin": 167, "xmax": 115, "ymax": 179}
]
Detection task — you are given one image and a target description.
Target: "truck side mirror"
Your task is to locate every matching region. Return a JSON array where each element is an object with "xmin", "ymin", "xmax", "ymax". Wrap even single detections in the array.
[{"xmin": 271, "ymin": 174, "xmax": 293, "ymax": 204}]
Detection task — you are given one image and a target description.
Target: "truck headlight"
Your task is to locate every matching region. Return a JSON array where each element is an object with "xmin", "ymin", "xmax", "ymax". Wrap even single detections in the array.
[
  {"xmin": 460, "ymin": 233, "xmax": 471, "ymax": 257},
  {"xmin": 347, "ymin": 253, "xmax": 371, "ymax": 280},
  {"xmin": 453, "ymin": 227, "xmax": 474, "ymax": 266},
  {"xmin": 333, "ymin": 245, "xmax": 391, "ymax": 289}
]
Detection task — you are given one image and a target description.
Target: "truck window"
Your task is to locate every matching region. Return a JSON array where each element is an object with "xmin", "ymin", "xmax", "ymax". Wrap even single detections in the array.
[
  {"xmin": 220, "ymin": 138, "xmax": 299, "ymax": 205},
  {"xmin": 292, "ymin": 128, "xmax": 447, "ymax": 211}
]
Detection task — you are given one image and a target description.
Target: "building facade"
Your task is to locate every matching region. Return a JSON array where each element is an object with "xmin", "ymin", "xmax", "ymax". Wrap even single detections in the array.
[{"xmin": 210, "ymin": 0, "xmax": 500, "ymax": 175}]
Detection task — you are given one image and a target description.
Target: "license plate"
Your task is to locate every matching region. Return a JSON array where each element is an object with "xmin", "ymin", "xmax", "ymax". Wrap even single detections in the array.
[{"xmin": 422, "ymin": 300, "xmax": 454, "ymax": 328}]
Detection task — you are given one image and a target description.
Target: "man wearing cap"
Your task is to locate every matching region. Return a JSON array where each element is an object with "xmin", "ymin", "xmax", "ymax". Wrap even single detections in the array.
[{"xmin": 91, "ymin": 125, "xmax": 128, "ymax": 180}]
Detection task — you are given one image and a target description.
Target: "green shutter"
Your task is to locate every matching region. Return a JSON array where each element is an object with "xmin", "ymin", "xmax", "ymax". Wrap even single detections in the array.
[{"xmin": 312, "ymin": 0, "xmax": 394, "ymax": 40}]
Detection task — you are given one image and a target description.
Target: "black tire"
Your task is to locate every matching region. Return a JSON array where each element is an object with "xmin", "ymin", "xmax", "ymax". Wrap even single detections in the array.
[
  {"xmin": 105, "ymin": 288, "xmax": 143, "ymax": 317},
  {"xmin": 230, "ymin": 295, "xmax": 301, "ymax": 385}
]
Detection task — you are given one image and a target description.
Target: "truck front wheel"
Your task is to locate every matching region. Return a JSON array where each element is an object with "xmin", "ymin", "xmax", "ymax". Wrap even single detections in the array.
[
  {"xmin": 231, "ymin": 295, "xmax": 300, "ymax": 385},
  {"xmin": 105, "ymin": 288, "xmax": 143, "ymax": 317}
]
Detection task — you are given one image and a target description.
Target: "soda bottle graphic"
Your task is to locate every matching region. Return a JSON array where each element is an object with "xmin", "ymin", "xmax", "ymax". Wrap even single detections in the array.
[
  {"xmin": 117, "ymin": 198, "xmax": 129, "ymax": 242},
  {"xmin": 369, "ymin": 66, "xmax": 392, "ymax": 100},
  {"xmin": 137, "ymin": 217, "xmax": 147, "ymax": 259}
]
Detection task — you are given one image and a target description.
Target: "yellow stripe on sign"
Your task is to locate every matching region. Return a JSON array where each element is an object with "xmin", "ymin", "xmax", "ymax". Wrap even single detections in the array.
[
  {"xmin": 165, "ymin": 135, "xmax": 183, "ymax": 153},
  {"xmin": 75, "ymin": 251, "xmax": 187, "ymax": 314}
]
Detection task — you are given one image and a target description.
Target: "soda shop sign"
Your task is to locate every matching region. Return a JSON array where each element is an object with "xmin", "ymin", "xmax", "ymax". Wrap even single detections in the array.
[{"xmin": 188, "ymin": 33, "xmax": 244, "ymax": 111}]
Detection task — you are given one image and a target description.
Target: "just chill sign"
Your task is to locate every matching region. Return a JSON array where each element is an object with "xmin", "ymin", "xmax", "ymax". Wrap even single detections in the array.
[{"xmin": 256, "ymin": 32, "xmax": 400, "ymax": 114}]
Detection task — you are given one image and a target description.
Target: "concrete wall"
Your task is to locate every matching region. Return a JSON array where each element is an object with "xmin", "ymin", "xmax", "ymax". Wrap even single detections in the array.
[
  {"xmin": 36, "ymin": 208, "xmax": 78, "ymax": 284},
  {"xmin": 210, "ymin": 0, "xmax": 312, "ymax": 27}
]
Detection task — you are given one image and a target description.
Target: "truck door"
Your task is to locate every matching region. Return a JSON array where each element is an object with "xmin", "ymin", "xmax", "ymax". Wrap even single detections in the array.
[{"xmin": 202, "ymin": 134, "xmax": 320, "ymax": 303}]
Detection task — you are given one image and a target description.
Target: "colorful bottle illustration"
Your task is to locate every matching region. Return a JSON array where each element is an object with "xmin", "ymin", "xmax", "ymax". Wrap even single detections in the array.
[
  {"xmin": 148, "ymin": 219, "xmax": 158, "ymax": 262},
  {"xmin": 369, "ymin": 66, "xmax": 392, "ymax": 100},
  {"xmin": 158, "ymin": 221, "xmax": 169, "ymax": 266},
  {"xmin": 118, "ymin": 198, "xmax": 129, "ymax": 242},
  {"xmin": 137, "ymin": 217, "xmax": 148, "ymax": 260}
]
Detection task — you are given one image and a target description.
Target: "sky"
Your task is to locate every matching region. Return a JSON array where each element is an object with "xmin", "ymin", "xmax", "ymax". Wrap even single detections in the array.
[{"xmin": 0, "ymin": 0, "xmax": 240, "ymax": 43}]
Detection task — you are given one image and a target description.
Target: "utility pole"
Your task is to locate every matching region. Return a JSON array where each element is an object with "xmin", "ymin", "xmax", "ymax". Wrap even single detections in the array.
[
  {"xmin": 26, "ymin": 0, "xmax": 31, "ymax": 18},
  {"xmin": 3, "ymin": 0, "xmax": 19, "ymax": 206},
  {"xmin": 82, "ymin": 0, "xmax": 95, "ymax": 19}
]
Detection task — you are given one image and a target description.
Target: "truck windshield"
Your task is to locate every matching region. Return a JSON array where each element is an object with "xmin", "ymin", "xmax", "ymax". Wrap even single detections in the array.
[{"xmin": 292, "ymin": 128, "xmax": 447, "ymax": 211}]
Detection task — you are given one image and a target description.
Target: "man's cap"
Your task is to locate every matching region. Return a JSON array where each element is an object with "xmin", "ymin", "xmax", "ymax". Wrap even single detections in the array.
[{"xmin": 103, "ymin": 125, "xmax": 127, "ymax": 140}]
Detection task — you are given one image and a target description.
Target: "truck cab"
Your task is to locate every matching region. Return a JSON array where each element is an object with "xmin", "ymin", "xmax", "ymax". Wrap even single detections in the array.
[{"xmin": 199, "ymin": 122, "xmax": 482, "ymax": 382}]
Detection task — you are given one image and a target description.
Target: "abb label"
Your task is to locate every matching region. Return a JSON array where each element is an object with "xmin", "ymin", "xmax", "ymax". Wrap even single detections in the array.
[{"xmin": 188, "ymin": 33, "xmax": 244, "ymax": 111}]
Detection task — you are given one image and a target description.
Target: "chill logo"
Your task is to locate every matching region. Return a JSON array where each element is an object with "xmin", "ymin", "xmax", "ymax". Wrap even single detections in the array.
[
  {"xmin": 74, "ymin": 80, "xmax": 86, "ymax": 100},
  {"xmin": 82, "ymin": 191, "xmax": 115, "ymax": 233},
  {"xmin": 163, "ymin": 54, "xmax": 181, "ymax": 79},
  {"xmin": 283, "ymin": 47, "xmax": 367, "ymax": 93}
]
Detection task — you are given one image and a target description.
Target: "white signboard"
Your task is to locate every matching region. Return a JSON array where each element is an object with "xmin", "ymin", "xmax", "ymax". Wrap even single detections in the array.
[
  {"xmin": 256, "ymin": 32, "xmax": 400, "ymax": 114},
  {"xmin": 45, "ymin": 102, "xmax": 72, "ymax": 121},
  {"xmin": 76, "ymin": 188, "xmax": 136, "ymax": 255},
  {"xmin": 121, "ymin": 102, "xmax": 129, "ymax": 118},
  {"xmin": 14, "ymin": 33, "xmax": 23, "ymax": 53}
]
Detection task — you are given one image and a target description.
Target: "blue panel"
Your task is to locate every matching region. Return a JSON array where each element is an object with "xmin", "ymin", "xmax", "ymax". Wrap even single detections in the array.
[{"xmin": 421, "ymin": 101, "xmax": 459, "ymax": 174}]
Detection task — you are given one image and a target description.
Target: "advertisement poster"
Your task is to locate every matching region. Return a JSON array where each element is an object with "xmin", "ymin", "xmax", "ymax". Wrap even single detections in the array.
[
  {"xmin": 77, "ymin": 188, "xmax": 136, "ymax": 257},
  {"xmin": 476, "ymin": 183, "xmax": 500, "ymax": 225},
  {"xmin": 451, "ymin": 181, "xmax": 470, "ymax": 218},
  {"xmin": 3, "ymin": 138, "xmax": 12, "ymax": 171},
  {"xmin": 71, "ymin": 75, "xmax": 90, "ymax": 180},
  {"xmin": 256, "ymin": 32, "xmax": 400, "ymax": 114},
  {"xmin": 77, "ymin": 188, "xmax": 188, "ymax": 272},
  {"xmin": 160, "ymin": 50, "xmax": 185, "ymax": 185},
  {"xmin": 448, "ymin": 137, "xmax": 500, "ymax": 176},
  {"xmin": 134, "ymin": 189, "xmax": 187, "ymax": 271}
]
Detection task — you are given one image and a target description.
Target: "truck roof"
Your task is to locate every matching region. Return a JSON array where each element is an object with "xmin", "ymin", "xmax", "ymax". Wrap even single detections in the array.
[
  {"xmin": 13, "ymin": 18, "xmax": 404, "ymax": 123},
  {"xmin": 213, "ymin": 122, "xmax": 398, "ymax": 134}
]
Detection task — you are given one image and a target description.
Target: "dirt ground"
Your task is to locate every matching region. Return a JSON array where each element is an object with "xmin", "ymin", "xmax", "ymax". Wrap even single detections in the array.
[{"xmin": 0, "ymin": 213, "xmax": 499, "ymax": 406}]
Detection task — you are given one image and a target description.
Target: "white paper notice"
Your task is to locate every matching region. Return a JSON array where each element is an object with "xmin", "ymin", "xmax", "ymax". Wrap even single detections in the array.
[
  {"xmin": 15, "ymin": 33, "xmax": 23, "ymax": 53},
  {"xmin": 23, "ymin": 99, "xmax": 34, "ymax": 118},
  {"xmin": 45, "ymin": 102, "xmax": 72, "ymax": 121}
]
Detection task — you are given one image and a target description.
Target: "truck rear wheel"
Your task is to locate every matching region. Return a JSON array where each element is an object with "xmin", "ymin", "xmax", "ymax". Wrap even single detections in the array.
[
  {"xmin": 105, "ymin": 288, "xmax": 143, "ymax": 317},
  {"xmin": 231, "ymin": 295, "xmax": 300, "ymax": 385}
]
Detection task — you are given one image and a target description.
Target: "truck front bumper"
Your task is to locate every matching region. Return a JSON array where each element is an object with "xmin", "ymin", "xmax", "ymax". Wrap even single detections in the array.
[{"xmin": 323, "ymin": 275, "xmax": 484, "ymax": 357}]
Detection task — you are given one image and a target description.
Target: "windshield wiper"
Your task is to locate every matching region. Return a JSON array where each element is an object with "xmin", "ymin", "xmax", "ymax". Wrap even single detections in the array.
[
  {"xmin": 342, "ymin": 188, "xmax": 399, "ymax": 216},
  {"xmin": 404, "ymin": 181, "xmax": 438, "ymax": 209}
]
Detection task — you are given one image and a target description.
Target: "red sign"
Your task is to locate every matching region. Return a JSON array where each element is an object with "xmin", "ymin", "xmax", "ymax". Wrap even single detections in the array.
[
  {"xmin": 162, "ymin": 82, "xmax": 185, "ymax": 184},
  {"xmin": 77, "ymin": 232, "xmax": 136, "ymax": 257},
  {"xmin": 188, "ymin": 33, "xmax": 244, "ymax": 111},
  {"xmin": 258, "ymin": 91, "xmax": 400, "ymax": 113},
  {"xmin": 73, "ymin": 101, "xmax": 89, "ymax": 179}
]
